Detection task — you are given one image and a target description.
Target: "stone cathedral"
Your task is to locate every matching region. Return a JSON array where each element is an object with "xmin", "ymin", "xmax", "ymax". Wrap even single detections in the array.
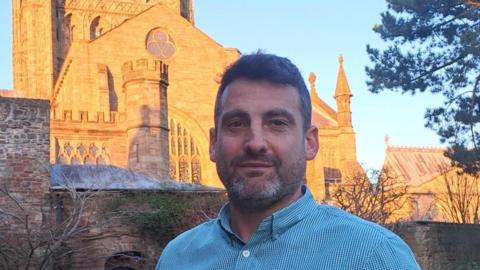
[{"xmin": 7, "ymin": 0, "xmax": 361, "ymax": 200}]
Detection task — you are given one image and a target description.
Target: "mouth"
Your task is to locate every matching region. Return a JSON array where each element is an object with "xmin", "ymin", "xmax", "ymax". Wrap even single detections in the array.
[
  {"xmin": 238, "ymin": 161, "xmax": 272, "ymax": 168},
  {"xmin": 237, "ymin": 162, "xmax": 273, "ymax": 168}
]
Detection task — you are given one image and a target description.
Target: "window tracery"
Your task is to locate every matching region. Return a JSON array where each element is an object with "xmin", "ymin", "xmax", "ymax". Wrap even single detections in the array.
[
  {"xmin": 145, "ymin": 28, "xmax": 176, "ymax": 60},
  {"xmin": 56, "ymin": 140, "xmax": 110, "ymax": 165},
  {"xmin": 168, "ymin": 119, "xmax": 202, "ymax": 183}
]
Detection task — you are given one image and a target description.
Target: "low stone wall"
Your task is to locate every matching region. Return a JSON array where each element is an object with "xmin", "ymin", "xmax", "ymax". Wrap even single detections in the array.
[
  {"xmin": 395, "ymin": 221, "xmax": 480, "ymax": 270},
  {"xmin": 52, "ymin": 189, "xmax": 226, "ymax": 269}
]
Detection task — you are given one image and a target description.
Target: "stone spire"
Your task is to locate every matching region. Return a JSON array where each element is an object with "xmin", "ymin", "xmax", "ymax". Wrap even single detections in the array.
[
  {"xmin": 333, "ymin": 54, "xmax": 358, "ymax": 175},
  {"xmin": 308, "ymin": 72, "xmax": 321, "ymax": 104},
  {"xmin": 334, "ymin": 54, "xmax": 353, "ymax": 128},
  {"xmin": 334, "ymin": 54, "xmax": 352, "ymax": 98}
]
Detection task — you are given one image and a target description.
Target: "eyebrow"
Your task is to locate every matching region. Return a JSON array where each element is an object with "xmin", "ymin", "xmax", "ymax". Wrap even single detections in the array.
[
  {"xmin": 219, "ymin": 108, "xmax": 297, "ymax": 127},
  {"xmin": 263, "ymin": 109, "xmax": 296, "ymax": 125},
  {"xmin": 220, "ymin": 109, "xmax": 250, "ymax": 126}
]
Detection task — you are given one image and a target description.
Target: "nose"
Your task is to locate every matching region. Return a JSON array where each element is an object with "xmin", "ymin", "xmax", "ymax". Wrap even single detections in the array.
[{"xmin": 244, "ymin": 124, "xmax": 268, "ymax": 155}]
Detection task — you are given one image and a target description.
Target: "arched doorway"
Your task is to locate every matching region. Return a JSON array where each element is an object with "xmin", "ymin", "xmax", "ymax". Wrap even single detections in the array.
[{"xmin": 104, "ymin": 251, "xmax": 143, "ymax": 270}]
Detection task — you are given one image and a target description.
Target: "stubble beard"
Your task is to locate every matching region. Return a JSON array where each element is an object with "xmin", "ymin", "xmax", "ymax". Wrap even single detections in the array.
[{"xmin": 217, "ymin": 156, "xmax": 306, "ymax": 211}]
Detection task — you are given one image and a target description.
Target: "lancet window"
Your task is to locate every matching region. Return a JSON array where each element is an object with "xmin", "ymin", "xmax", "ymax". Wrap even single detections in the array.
[
  {"xmin": 168, "ymin": 119, "xmax": 202, "ymax": 184},
  {"xmin": 89, "ymin": 16, "xmax": 110, "ymax": 40}
]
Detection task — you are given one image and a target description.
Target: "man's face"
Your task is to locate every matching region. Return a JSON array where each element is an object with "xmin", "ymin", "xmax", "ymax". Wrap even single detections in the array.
[{"xmin": 209, "ymin": 78, "xmax": 318, "ymax": 210}]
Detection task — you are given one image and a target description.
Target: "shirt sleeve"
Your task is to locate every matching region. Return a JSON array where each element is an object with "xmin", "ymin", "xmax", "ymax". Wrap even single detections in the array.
[
  {"xmin": 362, "ymin": 234, "xmax": 421, "ymax": 270},
  {"xmin": 155, "ymin": 249, "xmax": 167, "ymax": 270}
]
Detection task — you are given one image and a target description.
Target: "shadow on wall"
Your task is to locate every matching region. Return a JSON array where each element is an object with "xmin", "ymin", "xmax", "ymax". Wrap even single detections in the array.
[{"xmin": 127, "ymin": 105, "xmax": 169, "ymax": 179}]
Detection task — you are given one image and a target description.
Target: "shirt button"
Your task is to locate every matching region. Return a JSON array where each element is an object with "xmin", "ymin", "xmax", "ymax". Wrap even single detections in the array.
[{"xmin": 242, "ymin": 250, "xmax": 250, "ymax": 258}]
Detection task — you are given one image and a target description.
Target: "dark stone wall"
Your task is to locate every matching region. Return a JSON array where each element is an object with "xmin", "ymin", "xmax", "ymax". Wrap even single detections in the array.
[
  {"xmin": 0, "ymin": 97, "xmax": 50, "ymax": 228},
  {"xmin": 395, "ymin": 221, "xmax": 480, "ymax": 270}
]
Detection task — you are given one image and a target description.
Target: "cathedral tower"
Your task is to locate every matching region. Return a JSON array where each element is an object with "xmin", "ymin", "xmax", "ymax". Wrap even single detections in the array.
[
  {"xmin": 122, "ymin": 59, "xmax": 170, "ymax": 179},
  {"xmin": 334, "ymin": 54, "xmax": 353, "ymax": 128},
  {"xmin": 334, "ymin": 54, "xmax": 358, "ymax": 173},
  {"xmin": 12, "ymin": 0, "xmax": 194, "ymax": 100},
  {"xmin": 12, "ymin": 0, "xmax": 56, "ymax": 99}
]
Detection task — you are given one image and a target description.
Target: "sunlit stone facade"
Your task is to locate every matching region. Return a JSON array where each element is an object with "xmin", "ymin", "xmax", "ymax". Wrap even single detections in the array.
[{"xmin": 7, "ymin": 0, "xmax": 361, "ymax": 200}]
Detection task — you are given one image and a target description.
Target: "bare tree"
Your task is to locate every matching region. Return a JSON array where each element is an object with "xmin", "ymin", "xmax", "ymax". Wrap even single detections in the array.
[
  {"xmin": 330, "ymin": 170, "xmax": 409, "ymax": 225},
  {"xmin": 0, "ymin": 179, "xmax": 99, "ymax": 269},
  {"xmin": 435, "ymin": 168, "xmax": 480, "ymax": 224}
]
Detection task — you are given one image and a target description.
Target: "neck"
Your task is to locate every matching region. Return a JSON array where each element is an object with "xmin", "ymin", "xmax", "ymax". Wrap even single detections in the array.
[{"xmin": 229, "ymin": 186, "xmax": 302, "ymax": 242}]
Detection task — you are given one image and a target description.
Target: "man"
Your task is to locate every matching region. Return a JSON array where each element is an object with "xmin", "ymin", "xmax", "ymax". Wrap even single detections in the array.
[{"xmin": 156, "ymin": 53, "xmax": 420, "ymax": 269}]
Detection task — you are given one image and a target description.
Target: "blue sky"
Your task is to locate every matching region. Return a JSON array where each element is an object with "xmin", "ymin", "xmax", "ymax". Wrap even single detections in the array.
[{"xmin": 0, "ymin": 1, "xmax": 445, "ymax": 169}]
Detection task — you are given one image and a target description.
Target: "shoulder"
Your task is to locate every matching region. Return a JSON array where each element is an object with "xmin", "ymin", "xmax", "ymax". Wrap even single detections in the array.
[
  {"xmin": 157, "ymin": 219, "xmax": 218, "ymax": 265},
  {"xmin": 163, "ymin": 218, "xmax": 217, "ymax": 254},
  {"xmin": 311, "ymin": 205, "xmax": 420, "ymax": 269},
  {"xmin": 314, "ymin": 205, "xmax": 398, "ymax": 240}
]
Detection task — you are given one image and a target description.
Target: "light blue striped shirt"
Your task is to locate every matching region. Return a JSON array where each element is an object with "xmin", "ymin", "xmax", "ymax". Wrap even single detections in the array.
[{"xmin": 156, "ymin": 187, "xmax": 420, "ymax": 269}]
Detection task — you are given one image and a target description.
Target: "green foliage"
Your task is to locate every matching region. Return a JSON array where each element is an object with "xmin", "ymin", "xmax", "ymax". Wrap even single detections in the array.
[
  {"xmin": 366, "ymin": 0, "xmax": 480, "ymax": 174},
  {"xmin": 106, "ymin": 191, "xmax": 226, "ymax": 247}
]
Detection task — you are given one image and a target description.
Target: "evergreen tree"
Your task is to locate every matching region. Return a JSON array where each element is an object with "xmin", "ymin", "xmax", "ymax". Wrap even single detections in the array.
[{"xmin": 366, "ymin": 0, "xmax": 480, "ymax": 174}]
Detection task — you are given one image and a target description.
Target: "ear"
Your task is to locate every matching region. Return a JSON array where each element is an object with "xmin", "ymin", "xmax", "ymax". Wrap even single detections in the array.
[
  {"xmin": 209, "ymin": 127, "xmax": 217, "ymax": 162},
  {"xmin": 304, "ymin": 125, "xmax": 319, "ymax": 160}
]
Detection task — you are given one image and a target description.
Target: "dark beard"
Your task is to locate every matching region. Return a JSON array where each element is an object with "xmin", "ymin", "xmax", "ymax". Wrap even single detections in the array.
[
  {"xmin": 218, "ymin": 154, "xmax": 306, "ymax": 211},
  {"xmin": 226, "ymin": 174, "xmax": 302, "ymax": 210}
]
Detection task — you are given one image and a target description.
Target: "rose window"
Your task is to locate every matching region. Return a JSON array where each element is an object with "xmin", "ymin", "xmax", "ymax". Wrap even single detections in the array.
[{"xmin": 145, "ymin": 28, "xmax": 176, "ymax": 60}]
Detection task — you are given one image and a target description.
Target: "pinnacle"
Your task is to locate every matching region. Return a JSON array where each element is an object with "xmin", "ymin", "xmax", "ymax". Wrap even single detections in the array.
[
  {"xmin": 334, "ymin": 53, "xmax": 352, "ymax": 98},
  {"xmin": 308, "ymin": 72, "xmax": 321, "ymax": 104}
]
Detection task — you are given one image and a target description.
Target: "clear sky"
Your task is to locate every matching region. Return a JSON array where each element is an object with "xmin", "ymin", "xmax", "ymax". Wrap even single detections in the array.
[{"xmin": 0, "ymin": 1, "xmax": 445, "ymax": 169}]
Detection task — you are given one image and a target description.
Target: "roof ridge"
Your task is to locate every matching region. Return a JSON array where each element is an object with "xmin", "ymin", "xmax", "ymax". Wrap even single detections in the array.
[{"xmin": 387, "ymin": 145, "xmax": 446, "ymax": 152}]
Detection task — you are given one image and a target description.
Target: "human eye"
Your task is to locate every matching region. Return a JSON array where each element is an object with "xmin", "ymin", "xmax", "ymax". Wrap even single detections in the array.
[
  {"xmin": 225, "ymin": 118, "xmax": 246, "ymax": 129},
  {"xmin": 268, "ymin": 118, "xmax": 289, "ymax": 130}
]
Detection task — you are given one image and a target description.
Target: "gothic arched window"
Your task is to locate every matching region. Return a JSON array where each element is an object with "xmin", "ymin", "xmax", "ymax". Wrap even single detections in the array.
[
  {"xmin": 168, "ymin": 119, "xmax": 202, "ymax": 183},
  {"xmin": 191, "ymin": 155, "xmax": 201, "ymax": 184},
  {"xmin": 90, "ymin": 16, "xmax": 109, "ymax": 40},
  {"xmin": 178, "ymin": 155, "xmax": 189, "ymax": 182}
]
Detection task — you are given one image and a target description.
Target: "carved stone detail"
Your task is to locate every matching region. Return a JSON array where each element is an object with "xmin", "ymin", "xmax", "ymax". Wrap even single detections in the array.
[
  {"xmin": 64, "ymin": 0, "xmax": 149, "ymax": 15},
  {"xmin": 56, "ymin": 139, "xmax": 110, "ymax": 165}
]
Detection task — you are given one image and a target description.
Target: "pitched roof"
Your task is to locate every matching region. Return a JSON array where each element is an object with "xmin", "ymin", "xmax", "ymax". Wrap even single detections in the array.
[
  {"xmin": 51, "ymin": 164, "xmax": 220, "ymax": 191},
  {"xmin": 312, "ymin": 107, "xmax": 337, "ymax": 128},
  {"xmin": 0, "ymin": 89, "xmax": 25, "ymax": 98},
  {"xmin": 383, "ymin": 146, "xmax": 451, "ymax": 186},
  {"xmin": 308, "ymin": 72, "xmax": 337, "ymax": 128}
]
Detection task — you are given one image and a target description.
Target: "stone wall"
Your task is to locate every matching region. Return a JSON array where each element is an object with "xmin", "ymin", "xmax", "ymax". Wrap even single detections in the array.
[
  {"xmin": 0, "ymin": 97, "xmax": 50, "ymax": 228},
  {"xmin": 51, "ymin": 189, "xmax": 226, "ymax": 269},
  {"xmin": 395, "ymin": 221, "xmax": 480, "ymax": 270},
  {"xmin": 51, "ymin": 190, "xmax": 160, "ymax": 269}
]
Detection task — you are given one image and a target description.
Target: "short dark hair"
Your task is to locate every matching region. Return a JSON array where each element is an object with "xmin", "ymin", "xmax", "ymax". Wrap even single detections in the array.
[{"xmin": 214, "ymin": 52, "xmax": 311, "ymax": 131}]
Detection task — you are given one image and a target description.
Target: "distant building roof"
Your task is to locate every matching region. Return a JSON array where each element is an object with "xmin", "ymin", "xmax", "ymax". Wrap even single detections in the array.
[
  {"xmin": 312, "ymin": 107, "xmax": 337, "ymax": 128},
  {"xmin": 383, "ymin": 146, "xmax": 451, "ymax": 186},
  {"xmin": 308, "ymin": 71, "xmax": 338, "ymax": 128},
  {"xmin": 0, "ymin": 89, "xmax": 26, "ymax": 98},
  {"xmin": 51, "ymin": 164, "xmax": 221, "ymax": 191}
]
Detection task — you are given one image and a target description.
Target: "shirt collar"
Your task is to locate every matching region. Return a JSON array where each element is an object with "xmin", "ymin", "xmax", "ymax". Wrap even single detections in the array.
[{"xmin": 217, "ymin": 185, "xmax": 318, "ymax": 244}]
